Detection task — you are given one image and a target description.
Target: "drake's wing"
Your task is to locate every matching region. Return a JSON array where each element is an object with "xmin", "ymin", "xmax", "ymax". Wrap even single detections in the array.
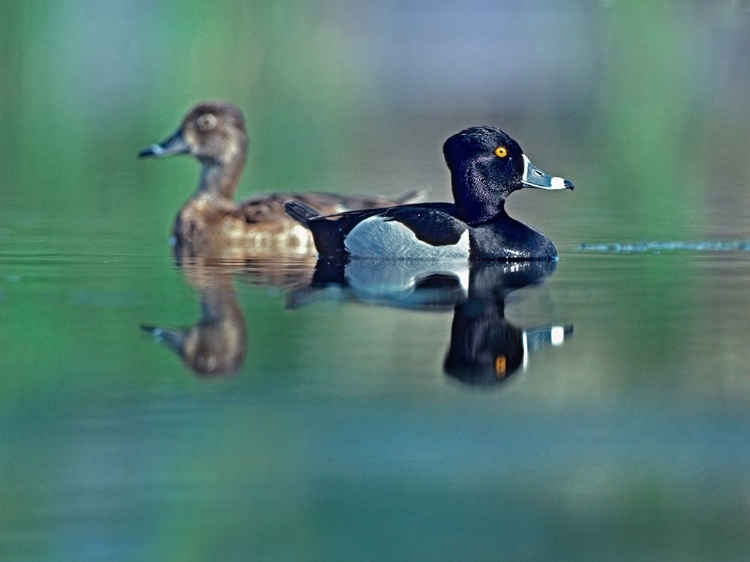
[
  {"xmin": 380, "ymin": 205, "xmax": 465, "ymax": 246},
  {"xmin": 338, "ymin": 204, "xmax": 469, "ymax": 259},
  {"xmin": 309, "ymin": 203, "xmax": 456, "ymax": 229},
  {"xmin": 300, "ymin": 202, "xmax": 462, "ymax": 259}
]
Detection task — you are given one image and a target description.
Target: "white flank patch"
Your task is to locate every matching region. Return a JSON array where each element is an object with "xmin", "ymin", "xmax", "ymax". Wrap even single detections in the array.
[{"xmin": 345, "ymin": 216, "xmax": 470, "ymax": 259}]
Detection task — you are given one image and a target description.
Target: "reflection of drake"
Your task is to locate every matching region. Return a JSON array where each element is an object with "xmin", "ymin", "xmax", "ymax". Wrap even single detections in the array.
[
  {"xmin": 139, "ymin": 101, "xmax": 422, "ymax": 261},
  {"xmin": 302, "ymin": 259, "xmax": 572, "ymax": 386},
  {"xmin": 442, "ymin": 262, "xmax": 572, "ymax": 386}
]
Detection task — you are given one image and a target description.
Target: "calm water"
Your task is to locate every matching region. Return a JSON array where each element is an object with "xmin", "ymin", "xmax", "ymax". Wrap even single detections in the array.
[
  {"xmin": 3, "ymin": 2, "xmax": 750, "ymax": 560},
  {"xmin": 3, "ymin": 218, "xmax": 750, "ymax": 561}
]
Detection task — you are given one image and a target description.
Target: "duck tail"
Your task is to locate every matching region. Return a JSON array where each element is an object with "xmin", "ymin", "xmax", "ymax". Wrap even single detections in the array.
[{"xmin": 284, "ymin": 200, "xmax": 322, "ymax": 228}]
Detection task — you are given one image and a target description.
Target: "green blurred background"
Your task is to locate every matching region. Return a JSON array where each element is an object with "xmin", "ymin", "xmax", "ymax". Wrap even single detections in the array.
[
  {"xmin": 2, "ymin": 1, "xmax": 748, "ymax": 243},
  {"xmin": 2, "ymin": 2, "xmax": 750, "ymax": 561}
]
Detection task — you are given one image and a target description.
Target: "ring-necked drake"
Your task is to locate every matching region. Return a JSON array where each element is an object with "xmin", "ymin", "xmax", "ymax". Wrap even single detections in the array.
[
  {"xmin": 139, "ymin": 101, "xmax": 422, "ymax": 258},
  {"xmin": 284, "ymin": 126, "xmax": 573, "ymax": 260}
]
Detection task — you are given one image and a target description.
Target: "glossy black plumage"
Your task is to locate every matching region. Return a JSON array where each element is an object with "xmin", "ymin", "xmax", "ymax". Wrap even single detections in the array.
[{"xmin": 284, "ymin": 126, "xmax": 573, "ymax": 261}]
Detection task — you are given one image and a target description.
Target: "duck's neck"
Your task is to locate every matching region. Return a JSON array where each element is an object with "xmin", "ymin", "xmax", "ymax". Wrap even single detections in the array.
[
  {"xmin": 196, "ymin": 154, "xmax": 246, "ymax": 202},
  {"xmin": 452, "ymin": 161, "xmax": 507, "ymax": 225}
]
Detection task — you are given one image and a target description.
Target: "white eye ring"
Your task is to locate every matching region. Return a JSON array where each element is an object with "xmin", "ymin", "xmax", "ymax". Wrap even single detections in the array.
[{"xmin": 197, "ymin": 113, "xmax": 217, "ymax": 131}]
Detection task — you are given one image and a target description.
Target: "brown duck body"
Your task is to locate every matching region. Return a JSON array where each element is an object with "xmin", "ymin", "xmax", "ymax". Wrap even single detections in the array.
[
  {"xmin": 140, "ymin": 101, "xmax": 422, "ymax": 260},
  {"xmin": 173, "ymin": 190, "xmax": 421, "ymax": 259}
]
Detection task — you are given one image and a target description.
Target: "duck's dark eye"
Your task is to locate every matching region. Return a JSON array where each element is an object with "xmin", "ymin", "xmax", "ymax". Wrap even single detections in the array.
[
  {"xmin": 197, "ymin": 113, "xmax": 217, "ymax": 131},
  {"xmin": 494, "ymin": 146, "xmax": 508, "ymax": 158}
]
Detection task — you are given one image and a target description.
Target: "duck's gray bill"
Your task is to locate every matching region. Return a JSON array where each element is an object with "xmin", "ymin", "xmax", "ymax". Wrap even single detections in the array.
[
  {"xmin": 139, "ymin": 129, "xmax": 190, "ymax": 158},
  {"xmin": 521, "ymin": 154, "xmax": 574, "ymax": 190}
]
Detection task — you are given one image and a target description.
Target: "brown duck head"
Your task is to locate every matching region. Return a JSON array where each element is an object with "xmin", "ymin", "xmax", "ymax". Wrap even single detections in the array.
[{"xmin": 140, "ymin": 101, "xmax": 248, "ymax": 199}]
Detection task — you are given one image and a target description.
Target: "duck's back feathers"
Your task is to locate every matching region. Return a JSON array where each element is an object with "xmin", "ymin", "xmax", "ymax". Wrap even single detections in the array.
[
  {"xmin": 239, "ymin": 189, "xmax": 425, "ymax": 224},
  {"xmin": 285, "ymin": 202, "xmax": 470, "ymax": 259}
]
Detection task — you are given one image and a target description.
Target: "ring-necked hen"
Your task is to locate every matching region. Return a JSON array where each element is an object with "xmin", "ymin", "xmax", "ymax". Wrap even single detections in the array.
[{"xmin": 140, "ymin": 101, "xmax": 422, "ymax": 259}]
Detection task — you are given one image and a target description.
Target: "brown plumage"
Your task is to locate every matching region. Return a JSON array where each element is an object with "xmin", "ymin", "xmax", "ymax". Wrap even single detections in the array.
[
  {"xmin": 141, "ymin": 267, "xmax": 246, "ymax": 377},
  {"xmin": 140, "ymin": 101, "xmax": 423, "ymax": 260}
]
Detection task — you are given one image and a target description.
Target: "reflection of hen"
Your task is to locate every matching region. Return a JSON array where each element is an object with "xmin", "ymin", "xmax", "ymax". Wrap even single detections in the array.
[{"xmin": 141, "ymin": 269, "xmax": 245, "ymax": 377}]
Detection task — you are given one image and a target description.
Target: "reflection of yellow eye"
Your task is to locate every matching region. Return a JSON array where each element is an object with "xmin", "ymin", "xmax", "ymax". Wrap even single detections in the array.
[
  {"xmin": 494, "ymin": 355, "xmax": 507, "ymax": 377},
  {"xmin": 494, "ymin": 146, "xmax": 508, "ymax": 158}
]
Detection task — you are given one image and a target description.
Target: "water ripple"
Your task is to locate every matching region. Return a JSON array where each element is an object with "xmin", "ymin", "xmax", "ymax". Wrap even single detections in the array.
[{"xmin": 576, "ymin": 240, "xmax": 750, "ymax": 253}]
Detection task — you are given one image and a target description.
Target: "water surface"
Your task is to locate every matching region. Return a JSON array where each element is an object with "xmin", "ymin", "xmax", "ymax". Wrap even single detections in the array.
[{"xmin": 3, "ymin": 219, "xmax": 750, "ymax": 560}]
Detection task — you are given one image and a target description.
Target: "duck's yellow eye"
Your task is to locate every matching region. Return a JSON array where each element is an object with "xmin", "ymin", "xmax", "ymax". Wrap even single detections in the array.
[
  {"xmin": 197, "ymin": 113, "xmax": 217, "ymax": 131},
  {"xmin": 494, "ymin": 146, "xmax": 508, "ymax": 158}
]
